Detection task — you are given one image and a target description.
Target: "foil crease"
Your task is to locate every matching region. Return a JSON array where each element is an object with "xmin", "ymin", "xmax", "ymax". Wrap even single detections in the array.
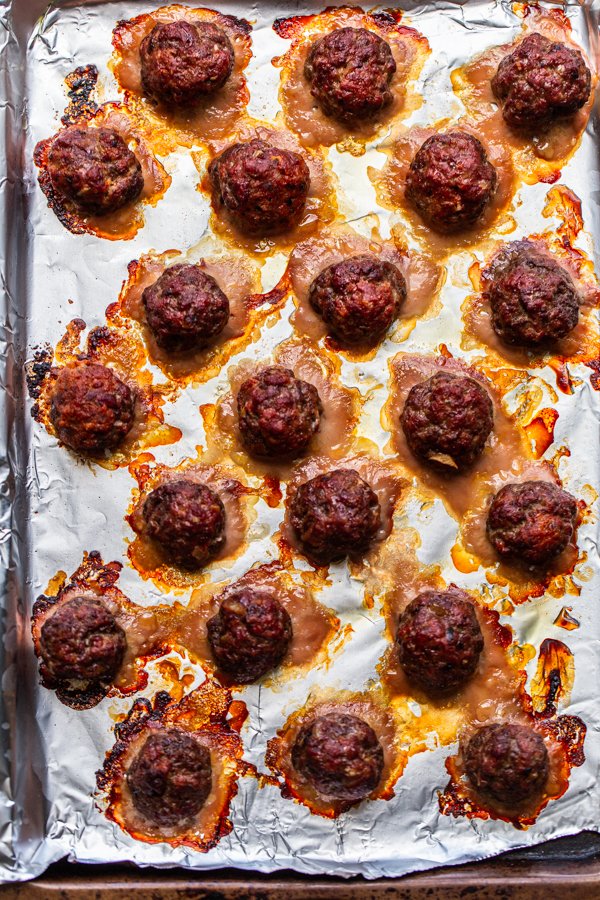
[{"xmin": 0, "ymin": 0, "xmax": 598, "ymax": 883}]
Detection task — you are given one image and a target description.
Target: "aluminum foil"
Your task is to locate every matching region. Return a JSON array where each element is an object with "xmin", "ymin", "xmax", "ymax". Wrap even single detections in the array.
[{"xmin": 1, "ymin": 0, "xmax": 599, "ymax": 883}]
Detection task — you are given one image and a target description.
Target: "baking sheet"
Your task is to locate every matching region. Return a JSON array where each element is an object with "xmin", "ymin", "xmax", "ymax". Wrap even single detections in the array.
[{"xmin": 1, "ymin": 0, "xmax": 600, "ymax": 883}]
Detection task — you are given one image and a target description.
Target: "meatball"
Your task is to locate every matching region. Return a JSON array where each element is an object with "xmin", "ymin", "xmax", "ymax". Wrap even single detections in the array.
[
  {"xmin": 400, "ymin": 371, "xmax": 494, "ymax": 472},
  {"xmin": 140, "ymin": 20, "xmax": 234, "ymax": 107},
  {"xmin": 292, "ymin": 712, "xmax": 384, "ymax": 802},
  {"xmin": 47, "ymin": 126, "xmax": 144, "ymax": 216},
  {"xmin": 464, "ymin": 723, "xmax": 549, "ymax": 806},
  {"xmin": 127, "ymin": 729, "xmax": 212, "ymax": 827},
  {"xmin": 208, "ymin": 139, "xmax": 311, "ymax": 236},
  {"xmin": 486, "ymin": 245, "xmax": 580, "ymax": 348},
  {"xmin": 487, "ymin": 481, "xmax": 577, "ymax": 566},
  {"xmin": 207, "ymin": 587, "xmax": 293, "ymax": 683},
  {"xmin": 492, "ymin": 32, "xmax": 591, "ymax": 132},
  {"xmin": 405, "ymin": 132, "xmax": 497, "ymax": 233},
  {"xmin": 396, "ymin": 588, "xmax": 484, "ymax": 696},
  {"xmin": 50, "ymin": 363, "xmax": 135, "ymax": 456},
  {"xmin": 289, "ymin": 468, "xmax": 381, "ymax": 564},
  {"xmin": 304, "ymin": 27, "xmax": 396, "ymax": 125},
  {"xmin": 237, "ymin": 366, "xmax": 322, "ymax": 459},
  {"xmin": 142, "ymin": 263, "xmax": 230, "ymax": 354},
  {"xmin": 39, "ymin": 597, "xmax": 126, "ymax": 687},
  {"xmin": 308, "ymin": 255, "xmax": 406, "ymax": 345},
  {"xmin": 142, "ymin": 480, "xmax": 226, "ymax": 570}
]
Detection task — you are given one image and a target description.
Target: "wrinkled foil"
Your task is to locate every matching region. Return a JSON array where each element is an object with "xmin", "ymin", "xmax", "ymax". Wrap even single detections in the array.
[{"xmin": 1, "ymin": 0, "xmax": 599, "ymax": 883}]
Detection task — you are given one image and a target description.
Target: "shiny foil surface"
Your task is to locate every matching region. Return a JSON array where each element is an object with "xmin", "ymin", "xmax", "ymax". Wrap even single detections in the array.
[{"xmin": 1, "ymin": 0, "xmax": 599, "ymax": 883}]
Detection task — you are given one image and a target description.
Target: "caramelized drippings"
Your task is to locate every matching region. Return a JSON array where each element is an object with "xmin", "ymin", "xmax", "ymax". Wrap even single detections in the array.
[
  {"xmin": 451, "ymin": 7, "xmax": 597, "ymax": 184},
  {"xmin": 111, "ymin": 5, "xmax": 252, "ymax": 153},
  {"xmin": 25, "ymin": 320, "xmax": 181, "ymax": 470},
  {"xmin": 62, "ymin": 65, "xmax": 99, "ymax": 126},
  {"xmin": 370, "ymin": 122, "xmax": 517, "ymax": 261},
  {"xmin": 97, "ymin": 681, "xmax": 248, "ymax": 849},
  {"xmin": 34, "ymin": 104, "xmax": 171, "ymax": 240},
  {"xmin": 274, "ymin": 7, "xmax": 430, "ymax": 154},
  {"xmin": 288, "ymin": 223, "xmax": 442, "ymax": 358}
]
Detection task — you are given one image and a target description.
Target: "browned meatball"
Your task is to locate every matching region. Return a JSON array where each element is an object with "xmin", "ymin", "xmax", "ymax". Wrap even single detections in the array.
[
  {"xmin": 492, "ymin": 32, "xmax": 591, "ymax": 132},
  {"xmin": 464, "ymin": 723, "xmax": 549, "ymax": 806},
  {"xmin": 207, "ymin": 587, "xmax": 293, "ymax": 683},
  {"xmin": 304, "ymin": 27, "xmax": 396, "ymax": 124},
  {"xmin": 39, "ymin": 597, "xmax": 126, "ymax": 687},
  {"xmin": 485, "ymin": 244, "xmax": 580, "ymax": 348},
  {"xmin": 292, "ymin": 712, "xmax": 384, "ymax": 802},
  {"xmin": 47, "ymin": 126, "xmax": 144, "ymax": 216},
  {"xmin": 396, "ymin": 588, "xmax": 484, "ymax": 696},
  {"xmin": 487, "ymin": 481, "xmax": 577, "ymax": 566},
  {"xmin": 289, "ymin": 469, "xmax": 381, "ymax": 564},
  {"xmin": 308, "ymin": 255, "xmax": 406, "ymax": 345},
  {"xmin": 237, "ymin": 366, "xmax": 322, "ymax": 459},
  {"xmin": 50, "ymin": 363, "xmax": 135, "ymax": 456},
  {"xmin": 140, "ymin": 20, "xmax": 234, "ymax": 107},
  {"xmin": 405, "ymin": 132, "xmax": 497, "ymax": 233},
  {"xmin": 127, "ymin": 729, "xmax": 212, "ymax": 827},
  {"xmin": 400, "ymin": 371, "xmax": 494, "ymax": 472},
  {"xmin": 142, "ymin": 480, "xmax": 226, "ymax": 570},
  {"xmin": 142, "ymin": 264, "xmax": 230, "ymax": 354},
  {"xmin": 208, "ymin": 139, "xmax": 311, "ymax": 236}
]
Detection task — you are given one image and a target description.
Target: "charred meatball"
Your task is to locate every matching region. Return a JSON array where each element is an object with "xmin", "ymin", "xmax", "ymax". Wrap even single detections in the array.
[
  {"xmin": 208, "ymin": 139, "xmax": 311, "ymax": 236},
  {"xmin": 127, "ymin": 729, "xmax": 212, "ymax": 826},
  {"xmin": 304, "ymin": 27, "xmax": 396, "ymax": 125},
  {"xmin": 308, "ymin": 255, "xmax": 406, "ymax": 345},
  {"xmin": 405, "ymin": 132, "xmax": 497, "ymax": 233},
  {"xmin": 39, "ymin": 597, "xmax": 126, "ymax": 687},
  {"xmin": 486, "ymin": 244, "xmax": 580, "ymax": 348},
  {"xmin": 140, "ymin": 20, "xmax": 234, "ymax": 107},
  {"xmin": 464, "ymin": 723, "xmax": 549, "ymax": 806},
  {"xmin": 142, "ymin": 480, "xmax": 226, "ymax": 570},
  {"xmin": 400, "ymin": 371, "xmax": 494, "ymax": 472},
  {"xmin": 492, "ymin": 32, "xmax": 591, "ymax": 132},
  {"xmin": 207, "ymin": 587, "xmax": 293, "ymax": 683},
  {"xmin": 237, "ymin": 366, "xmax": 322, "ymax": 459},
  {"xmin": 292, "ymin": 712, "xmax": 384, "ymax": 802},
  {"xmin": 396, "ymin": 588, "xmax": 484, "ymax": 696},
  {"xmin": 50, "ymin": 363, "xmax": 135, "ymax": 456},
  {"xmin": 47, "ymin": 126, "xmax": 144, "ymax": 216},
  {"xmin": 289, "ymin": 468, "xmax": 381, "ymax": 564},
  {"xmin": 142, "ymin": 263, "xmax": 230, "ymax": 354},
  {"xmin": 487, "ymin": 481, "xmax": 577, "ymax": 566}
]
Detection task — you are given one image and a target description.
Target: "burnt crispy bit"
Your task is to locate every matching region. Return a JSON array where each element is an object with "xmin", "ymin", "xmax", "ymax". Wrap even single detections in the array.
[
  {"xmin": 237, "ymin": 366, "xmax": 322, "ymax": 459},
  {"xmin": 405, "ymin": 131, "xmax": 497, "ymax": 233},
  {"xmin": 142, "ymin": 480, "xmax": 226, "ymax": 570}
]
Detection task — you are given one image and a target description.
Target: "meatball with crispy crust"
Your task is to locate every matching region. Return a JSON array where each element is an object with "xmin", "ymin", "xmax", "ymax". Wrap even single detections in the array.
[
  {"xmin": 237, "ymin": 366, "xmax": 322, "ymax": 459},
  {"xmin": 292, "ymin": 712, "xmax": 384, "ymax": 802},
  {"xmin": 140, "ymin": 20, "xmax": 234, "ymax": 107},
  {"xmin": 487, "ymin": 481, "xmax": 577, "ymax": 566},
  {"xmin": 289, "ymin": 468, "xmax": 381, "ymax": 564},
  {"xmin": 308, "ymin": 255, "xmax": 406, "ymax": 345},
  {"xmin": 40, "ymin": 597, "xmax": 126, "ymax": 687},
  {"xmin": 142, "ymin": 263, "xmax": 230, "ymax": 354},
  {"xmin": 464, "ymin": 723, "xmax": 549, "ymax": 806},
  {"xmin": 396, "ymin": 588, "xmax": 484, "ymax": 696},
  {"xmin": 485, "ymin": 244, "xmax": 580, "ymax": 348},
  {"xmin": 127, "ymin": 729, "xmax": 212, "ymax": 827},
  {"xmin": 50, "ymin": 363, "xmax": 135, "ymax": 456},
  {"xmin": 207, "ymin": 586, "xmax": 293, "ymax": 683},
  {"xmin": 142, "ymin": 480, "xmax": 226, "ymax": 570},
  {"xmin": 400, "ymin": 371, "xmax": 494, "ymax": 473},
  {"xmin": 208, "ymin": 139, "xmax": 311, "ymax": 236},
  {"xmin": 492, "ymin": 32, "xmax": 591, "ymax": 132},
  {"xmin": 47, "ymin": 126, "xmax": 144, "ymax": 216},
  {"xmin": 405, "ymin": 132, "xmax": 497, "ymax": 234},
  {"xmin": 304, "ymin": 27, "xmax": 397, "ymax": 125}
]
